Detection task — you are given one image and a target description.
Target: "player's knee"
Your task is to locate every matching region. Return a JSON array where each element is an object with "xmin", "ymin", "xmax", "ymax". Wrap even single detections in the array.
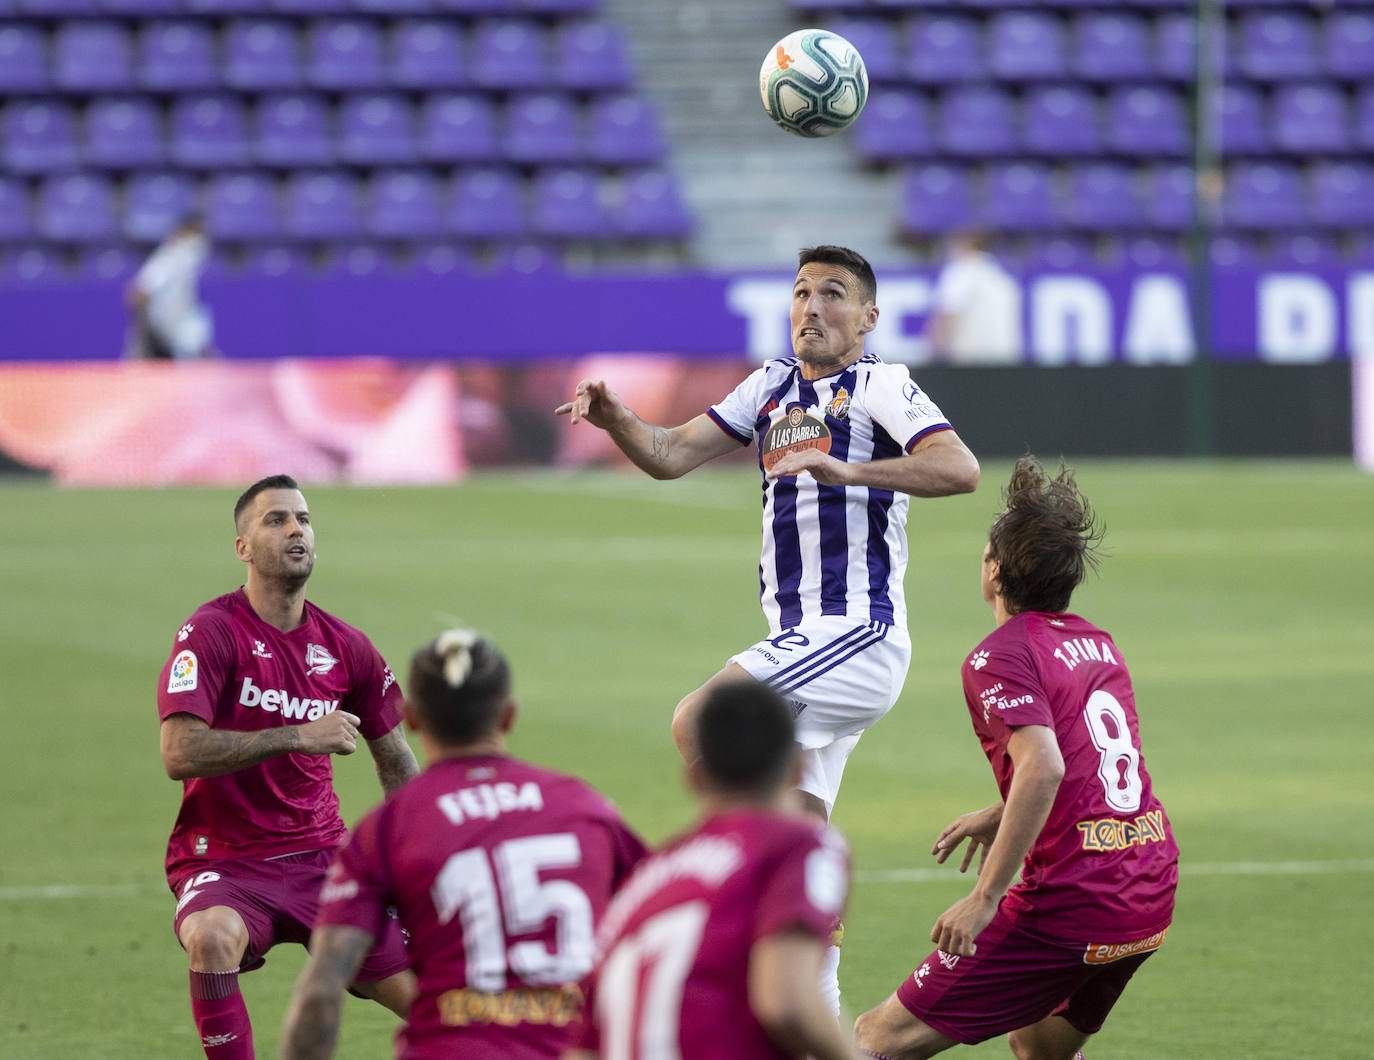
[
  {"xmin": 853, "ymin": 1006, "xmax": 883, "ymax": 1049},
  {"xmin": 180, "ymin": 910, "xmax": 248, "ymax": 969},
  {"xmin": 670, "ymin": 694, "xmax": 698, "ymax": 756}
]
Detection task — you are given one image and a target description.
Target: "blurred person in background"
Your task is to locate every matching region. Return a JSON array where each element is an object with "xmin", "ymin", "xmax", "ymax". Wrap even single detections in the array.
[
  {"xmin": 126, "ymin": 213, "xmax": 216, "ymax": 360},
  {"xmin": 925, "ymin": 231, "xmax": 1022, "ymax": 365}
]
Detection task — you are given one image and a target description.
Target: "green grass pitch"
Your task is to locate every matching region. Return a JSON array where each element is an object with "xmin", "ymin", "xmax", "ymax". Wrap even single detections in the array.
[{"xmin": 1, "ymin": 459, "xmax": 1371, "ymax": 1058}]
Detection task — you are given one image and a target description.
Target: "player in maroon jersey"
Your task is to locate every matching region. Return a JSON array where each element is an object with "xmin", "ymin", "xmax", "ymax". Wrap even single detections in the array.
[
  {"xmin": 158, "ymin": 474, "xmax": 421, "ymax": 1059},
  {"xmin": 854, "ymin": 456, "xmax": 1179, "ymax": 1060},
  {"xmin": 281, "ymin": 628, "xmax": 648, "ymax": 1060},
  {"xmin": 567, "ymin": 681, "xmax": 861, "ymax": 1060}
]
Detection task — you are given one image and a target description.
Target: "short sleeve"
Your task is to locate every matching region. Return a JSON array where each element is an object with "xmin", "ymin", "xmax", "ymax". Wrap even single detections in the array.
[
  {"xmin": 707, "ymin": 364, "xmax": 777, "ymax": 445},
  {"xmin": 343, "ymin": 636, "xmax": 404, "ymax": 742},
  {"xmin": 754, "ymin": 828, "xmax": 849, "ymax": 943},
  {"xmin": 157, "ymin": 613, "xmax": 234, "ymax": 725},
  {"xmin": 862, "ymin": 363, "xmax": 953, "ymax": 452},
  {"xmin": 315, "ymin": 810, "xmax": 391, "ymax": 939},
  {"xmin": 964, "ymin": 636, "xmax": 1053, "ymax": 729}
]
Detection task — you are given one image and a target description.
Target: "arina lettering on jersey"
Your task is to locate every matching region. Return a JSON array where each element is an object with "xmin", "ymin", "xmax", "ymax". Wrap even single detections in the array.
[
  {"xmin": 1052, "ymin": 637, "xmax": 1119, "ymax": 672},
  {"xmin": 238, "ymin": 676, "xmax": 340, "ymax": 720},
  {"xmin": 1076, "ymin": 809, "xmax": 1168, "ymax": 853},
  {"xmin": 436, "ymin": 782, "xmax": 544, "ymax": 825},
  {"xmin": 437, "ymin": 984, "xmax": 583, "ymax": 1028}
]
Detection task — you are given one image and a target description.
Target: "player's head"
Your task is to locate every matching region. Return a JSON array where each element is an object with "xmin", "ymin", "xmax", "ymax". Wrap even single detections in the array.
[
  {"xmin": 792, "ymin": 246, "xmax": 879, "ymax": 369},
  {"xmin": 692, "ymin": 681, "xmax": 799, "ymax": 799},
  {"xmin": 233, "ymin": 474, "xmax": 314, "ymax": 587},
  {"xmin": 406, "ymin": 628, "xmax": 514, "ymax": 748},
  {"xmin": 984, "ymin": 455, "xmax": 1103, "ymax": 615}
]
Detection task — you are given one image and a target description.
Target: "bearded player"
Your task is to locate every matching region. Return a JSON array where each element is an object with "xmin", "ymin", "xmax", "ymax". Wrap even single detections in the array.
[{"xmin": 158, "ymin": 474, "xmax": 420, "ymax": 1058}]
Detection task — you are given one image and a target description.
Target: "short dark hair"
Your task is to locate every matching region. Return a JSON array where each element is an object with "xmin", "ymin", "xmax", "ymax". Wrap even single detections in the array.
[
  {"xmin": 987, "ymin": 455, "xmax": 1103, "ymax": 614},
  {"xmin": 234, "ymin": 474, "xmax": 301, "ymax": 530},
  {"xmin": 797, "ymin": 245, "xmax": 877, "ymax": 304},
  {"xmin": 407, "ymin": 629, "xmax": 512, "ymax": 745},
  {"xmin": 695, "ymin": 681, "xmax": 797, "ymax": 795}
]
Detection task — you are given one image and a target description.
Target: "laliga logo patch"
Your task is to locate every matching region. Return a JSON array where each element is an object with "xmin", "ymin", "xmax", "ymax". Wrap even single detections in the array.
[
  {"xmin": 168, "ymin": 650, "xmax": 198, "ymax": 693},
  {"xmin": 826, "ymin": 387, "xmax": 851, "ymax": 420},
  {"xmin": 761, "ymin": 407, "xmax": 832, "ymax": 471}
]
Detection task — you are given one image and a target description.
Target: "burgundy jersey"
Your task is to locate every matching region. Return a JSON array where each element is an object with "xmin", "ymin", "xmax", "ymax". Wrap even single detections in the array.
[
  {"xmin": 579, "ymin": 810, "xmax": 850, "ymax": 1060},
  {"xmin": 158, "ymin": 589, "xmax": 402, "ymax": 881},
  {"xmin": 962, "ymin": 611, "xmax": 1178, "ymax": 942},
  {"xmin": 316, "ymin": 754, "xmax": 647, "ymax": 1060}
]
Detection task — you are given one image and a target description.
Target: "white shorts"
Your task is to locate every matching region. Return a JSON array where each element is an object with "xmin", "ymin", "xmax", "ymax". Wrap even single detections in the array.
[{"xmin": 729, "ymin": 617, "xmax": 911, "ymax": 814}]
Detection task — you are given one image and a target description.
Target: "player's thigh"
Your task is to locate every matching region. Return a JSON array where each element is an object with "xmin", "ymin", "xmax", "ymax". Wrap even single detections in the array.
[
  {"xmin": 1007, "ymin": 1014, "xmax": 1088, "ymax": 1060},
  {"xmin": 854, "ymin": 991, "xmax": 958, "ymax": 1060},
  {"xmin": 177, "ymin": 906, "xmax": 251, "ymax": 970},
  {"xmin": 671, "ymin": 662, "xmax": 754, "ymax": 750}
]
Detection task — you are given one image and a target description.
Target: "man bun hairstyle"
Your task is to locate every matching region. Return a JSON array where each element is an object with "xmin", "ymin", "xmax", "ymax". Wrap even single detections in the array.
[
  {"xmin": 408, "ymin": 628, "xmax": 511, "ymax": 745},
  {"xmin": 234, "ymin": 473, "xmax": 301, "ymax": 530},
  {"xmin": 695, "ymin": 681, "xmax": 798, "ymax": 796},
  {"xmin": 988, "ymin": 454, "xmax": 1104, "ymax": 615},
  {"xmin": 798, "ymin": 245, "xmax": 877, "ymax": 304}
]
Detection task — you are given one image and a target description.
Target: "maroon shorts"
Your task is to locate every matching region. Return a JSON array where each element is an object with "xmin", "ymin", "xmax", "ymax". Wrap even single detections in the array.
[
  {"xmin": 170, "ymin": 850, "xmax": 409, "ymax": 981},
  {"xmin": 895, "ymin": 908, "xmax": 1166, "ymax": 1044}
]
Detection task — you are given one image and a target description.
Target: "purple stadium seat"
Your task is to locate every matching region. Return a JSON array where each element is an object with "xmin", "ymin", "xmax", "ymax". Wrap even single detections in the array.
[
  {"xmin": 899, "ymin": 164, "xmax": 974, "ymax": 235},
  {"xmin": 1024, "ymin": 238, "xmax": 1094, "ymax": 272},
  {"xmin": 470, "ymin": 19, "xmax": 546, "ymax": 91},
  {"xmin": 433, "ymin": 0, "xmax": 511, "ymax": 13},
  {"xmin": 101, "ymin": 0, "xmax": 181, "ymax": 13},
  {"xmin": 1272, "ymin": 84, "xmax": 1349, "ymax": 155},
  {"xmin": 337, "ymin": 94, "xmax": 415, "ymax": 165},
  {"xmin": 306, "ymin": 20, "xmax": 386, "ymax": 90},
  {"xmin": 282, "ymin": 171, "xmax": 361, "ymax": 239},
  {"xmin": 1358, "ymin": 87, "xmax": 1374, "ymax": 152},
  {"xmin": 1021, "ymin": 86, "xmax": 1099, "ymax": 156},
  {"xmin": 16, "ymin": 0, "xmax": 97, "ymax": 15},
  {"xmin": 904, "ymin": 16, "xmax": 982, "ymax": 85},
  {"xmin": 1155, "ymin": 14, "xmax": 1226, "ymax": 82},
  {"xmin": 1064, "ymin": 164, "xmax": 1142, "ymax": 230},
  {"xmin": 54, "ymin": 22, "xmax": 134, "ymax": 92},
  {"xmin": 503, "ymin": 93, "xmax": 582, "ymax": 165},
  {"xmin": 1122, "ymin": 237, "xmax": 1185, "ymax": 271},
  {"xmin": 1104, "ymin": 86, "xmax": 1187, "ymax": 157},
  {"xmin": 1214, "ymin": 84, "xmax": 1268, "ymax": 155},
  {"xmin": 170, "ymin": 96, "xmax": 251, "ymax": 168},
  {"xmin": 983, "ymin": 164, "xmax": 1057, "ymax": 231},
  {"xmin": 186, "ymin": 0, "xmax": 264, "ymax": 13},
  {"xmin": 0, "ymin": 26, "xmax": 49, "ymax": 93},
  {"xmin": 825, "ymin": 19, "xmax": 900, "ymax": 84},
  {"xmin": 517, "ymin": 0, "xmax": 595, "ymax": 14},
  {"xmin": 1309, "ymin": 163, "xmax": 1374, "ymax": 227},
  {"xmin": 410, "ymin": 243, "xmax": 470, "ymax": 277},
  {"xmin": 1207, "ymin": 235, "xmax": 1260, "ymax": 270},
  {"xmin": 938, "ymin": 86, "xmax": 1015, "ymax": 157},
  {"xmin": 204, "ymin": 172, "xmax": 282, "ymax": 240},
  {"xmin": 614, "ymin": 169, "xmax": 691, "ymax": 240},
  {"xmin": 1144, "ymin": 165, "xmax": 1196, "ymax": 230},
  {"xmin": 224, "ymin": 20, "xmax": 302, "ymax": 90},
  {"xmin": 1326, "ymin": 12, "xmax": 1374, "ymax": 79},
  {"xmin": 37, "ymin": 173, "xmax": 119, "ymax": 242},
  {"xmin": 555, "ymin": 21, "xmax": 634, "ymax": 92},
  {"xmin": 1272, "ymin": 234, "xmax": 1342, "ymax": 270},
  {"xmin": 266, "ymin": 0, "xmax": 349, "ymax": 14},
  {"xmin": 319, "ymin": 243, "xmax": 397, "ymax": 277},
  {"xmin": 418, "ymin": 93, "xmax": 499, "ymax": 163},
  {"xmin": 139, "ymin": 22, "xmax": 219, "ymax": 91},
  {"xmin": 85, "ymin": 99, "xmax": 165, "ymax": 168},
  {"xmin": 1, "ymin": 246, "xmax": 68, "ymax": 285},
  {"xmin": 76, "ymin": 245, "xmax": 140, "ymax": 281},
  {"xmin": 4, "ymin": 101, "xmax": 81, "ymax": 174},
  {"xmin": 237, "ymin": 244, "xmax": 309, "ymax": 276},
  {"xmin": 1236, "ymin": 12, "xmax": 1318, "ymax": 80},
  {"xmin": 353, "ymin": 0, "xmax": 429, "ymax": 14},
  {"xmin": 1222, "ymin": 163, "xmax": 1305, "ymax": 229},
  {"xmin": 366, "ymin": 170, "xmax": 442, "ymax": 238},
  {"xmin": 447, "ymin": 167, "xmax": 525, "ymax": 239},
  {"xmin": 253, "ymin": 95, "xmax": 333, "ymax": 166},
  {"xmin": 390, "ymin": 21, "xmax": 467, "ymax": 89},
  {"xmin": 0, "ymin": 177, "xmax": 34, "ymax": 240},
  {"xmin": 853, "ymin": 89, "xmax": 933, "ymax": 162},
  {"xmin": 986, "ymin": 12, "xmax": 1066, "ymax": 81},
  {"xmin": 1072, "ymin": 12, "xmax": 1152, "ymax": 81},
  {"xmin": 588, "ymin": 94, "xmax": 667, "ymax": 166},
  {"xmin": 530, "ymin": 167, "xmax": 606, "ymax": 240},
  {"xmin": 122, "ymin": 172, "xmax": 196, "ymax": 241}
]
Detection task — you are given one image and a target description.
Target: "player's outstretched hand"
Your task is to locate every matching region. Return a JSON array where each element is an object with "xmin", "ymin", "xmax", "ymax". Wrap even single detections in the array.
[
  {"xmin": 296, "ymin": 711, "xmax": 362, "ymax": 756},
  {"xmin": 930, "ymin": 890, "xmax": 999, "ymax": 958},
  {"xmin": 931, "ymin": 803, "xmax": 1003, "ymax": 875},
  {"xmin": 554, "ymin": 379, "xmax": 624, "ymax": 429},
  {"xmin": 766, "ymin": 448, "xmax": 853, "ymax": 486}
]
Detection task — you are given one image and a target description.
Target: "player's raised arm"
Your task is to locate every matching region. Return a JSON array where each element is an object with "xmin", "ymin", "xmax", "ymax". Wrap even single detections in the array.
[{"xmin": 556, "ymin": 379, "xmax": 739, "ymax": 479}]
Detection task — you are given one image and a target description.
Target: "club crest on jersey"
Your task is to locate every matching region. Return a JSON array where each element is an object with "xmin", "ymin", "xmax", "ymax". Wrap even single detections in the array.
[
  {"xmin": 826, "ymin": 387, "xmax": 851, "ymax": 420},
  {"xmin": 168, "ymin": 650, "xmax": 198, "ymax": 693},
  {"xmin": 306, "ymin": 643, "xmax": 338, "ymax": 675},
  {"xmin": 761, "ymin": 407, "xmax": 832, "ymax": 471}
]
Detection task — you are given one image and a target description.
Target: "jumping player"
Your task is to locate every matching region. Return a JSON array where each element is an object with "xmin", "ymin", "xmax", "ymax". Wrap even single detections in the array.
[
  {"xmin": 567, "ymin": 681, "xmax": 860, "ymax": 1060},
  {"xmin": 854, "ymin": 456, "xmax": 1179, "ymax": 1060},
  {"xmin": 282, "ymin": 628, "xmax": 648, "ymax": 1060},
  {"xmin": 158, "ymin": 474, "xmax": 420, "ymax": 1058}
]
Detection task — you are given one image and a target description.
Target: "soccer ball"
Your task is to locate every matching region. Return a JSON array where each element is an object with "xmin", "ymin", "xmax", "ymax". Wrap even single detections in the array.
[{"xmin": 759, "ymin": 28, "xmax": 868, "ymax": 138}]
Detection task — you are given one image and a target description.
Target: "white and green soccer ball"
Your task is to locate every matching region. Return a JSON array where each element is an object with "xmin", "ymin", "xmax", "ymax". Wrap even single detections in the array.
[{"xmin": 759, "ymin": 28, "xmax": 868, "ymax": 138}]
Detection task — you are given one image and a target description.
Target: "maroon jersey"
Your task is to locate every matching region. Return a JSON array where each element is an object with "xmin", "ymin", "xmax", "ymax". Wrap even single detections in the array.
[
  {"xmin": 316, "ymin": 754, "xmax": 647, "ymax": 1060},
  {"xmin": 158, "ymin": 589, "xmax": 402, "ymax": 881},
  {"xmin": 580, "ymin": 810, "xmax": 850, "ymax": 1060},
  {"xmin": 962, "ymin": 611, "xmax": 1178, "ymax": 942}
]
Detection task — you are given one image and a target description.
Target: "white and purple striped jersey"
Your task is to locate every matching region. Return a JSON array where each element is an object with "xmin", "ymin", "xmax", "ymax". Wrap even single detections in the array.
[{"xmin": 707, "ymin": 353, "xmax": 954, "ymax": 634}]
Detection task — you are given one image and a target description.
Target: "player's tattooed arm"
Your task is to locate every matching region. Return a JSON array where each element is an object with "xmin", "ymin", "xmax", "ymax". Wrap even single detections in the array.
[
  {"xmin": 367, "ymin": 726, "xmax": 421, "ymax": 796},
  {"xmin": 282, "ymin": 926, "xmax": 373, "ymax": 1060},
  {"xmin": 160, "ymin": 711, "xmax": 364, "ymax": 779},
  {"xmin": 650, "ymin": 425, "xmax": 670, "ymax": 465}
]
